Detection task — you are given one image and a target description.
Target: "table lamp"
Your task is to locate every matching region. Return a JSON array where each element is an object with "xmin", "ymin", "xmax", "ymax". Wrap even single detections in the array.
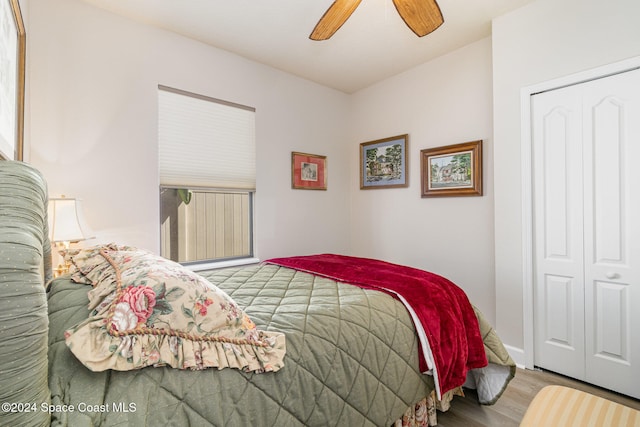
[{"xmin": 48, "ymin": 196, "xmax": 90, "ymax": 277}]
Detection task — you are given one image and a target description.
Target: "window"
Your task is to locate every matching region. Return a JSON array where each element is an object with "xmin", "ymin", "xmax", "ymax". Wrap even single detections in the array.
[{"xmin": 158, "ymin": 86, "xmax": 256, "ymax": 266}]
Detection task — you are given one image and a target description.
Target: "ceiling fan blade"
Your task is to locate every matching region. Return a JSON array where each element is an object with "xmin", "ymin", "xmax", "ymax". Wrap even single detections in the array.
[
  {"xmin": 310, "ymin": 0, "xmax": 362, "ymax": 41},
  {"xmin": 392, "ymin": 0, "xmax": 444, "ymax": 37}
]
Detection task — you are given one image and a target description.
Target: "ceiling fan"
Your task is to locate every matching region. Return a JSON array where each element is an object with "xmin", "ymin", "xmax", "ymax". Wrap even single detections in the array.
[{"xmin": 310, "ymin": 0, "xmax": 444, "ymax": 41}]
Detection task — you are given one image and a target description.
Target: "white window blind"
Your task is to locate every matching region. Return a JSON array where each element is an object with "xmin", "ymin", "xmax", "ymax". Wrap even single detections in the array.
[{"xmin": 158, "ymin": 86, "xmax": 256, "ymax": 190}]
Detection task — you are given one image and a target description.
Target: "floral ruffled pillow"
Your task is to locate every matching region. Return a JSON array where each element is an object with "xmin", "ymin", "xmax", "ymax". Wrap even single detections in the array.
[
  {"xmin": 65, "ymin": 243, "xmax": 136, "ymax": 284},
  {"xmin": 62, "ymin": 244, "xmax": 285, "ymax": 373}
]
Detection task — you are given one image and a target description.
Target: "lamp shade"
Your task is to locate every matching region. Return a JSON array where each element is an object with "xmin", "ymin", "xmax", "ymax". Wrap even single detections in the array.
[{"xmin": 48, "ymin": 197, "xmax": 88, "ymax": 243}]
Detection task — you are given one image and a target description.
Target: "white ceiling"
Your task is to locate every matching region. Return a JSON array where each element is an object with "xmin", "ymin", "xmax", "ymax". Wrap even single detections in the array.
[{"xmin": 78, "ymin": 0, "xmax": 535, "ymax": 93}]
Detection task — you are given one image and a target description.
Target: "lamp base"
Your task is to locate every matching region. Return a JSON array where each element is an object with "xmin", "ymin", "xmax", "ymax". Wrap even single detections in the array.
[
  {"xmin": 52, "ymin": 241, "xmax": 72, "ymax": 278},
  {"xmin": 53, "ymin": 263, "xmax": 69, "ymax": 278}
]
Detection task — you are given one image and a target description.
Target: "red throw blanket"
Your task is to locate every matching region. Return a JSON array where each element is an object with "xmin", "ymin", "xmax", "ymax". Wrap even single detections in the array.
[{"xmin": 264, "ymin": 254, "xmax": 488, "ymax": 399}]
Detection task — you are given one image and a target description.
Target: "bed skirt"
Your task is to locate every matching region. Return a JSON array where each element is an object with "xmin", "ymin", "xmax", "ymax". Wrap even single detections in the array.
[{"xmin": 395, "ymin": 387, "xmax": 463, "ymax": 426}]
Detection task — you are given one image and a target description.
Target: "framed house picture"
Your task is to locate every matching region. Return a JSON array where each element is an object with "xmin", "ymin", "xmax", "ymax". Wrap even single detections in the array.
[
  {"xmin": 360, "ymin": 134, "xmax": 408, "ymax": 189},
  {"xmin": 420, "ymin": 140, "xmax": 483, "ymax": 197},
  {"xmin": 291, "ymin": 152, "xmax": 327, "ymax": 190},
  {"xmin": 0, "ymin": 0, "xmax": 26, "ymax": 160}
]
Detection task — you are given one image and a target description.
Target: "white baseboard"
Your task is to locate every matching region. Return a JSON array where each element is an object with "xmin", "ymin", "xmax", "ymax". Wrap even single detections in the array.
[{"xmin": 504, "ymin": 344, "xmax": 526, "ymax": 369}]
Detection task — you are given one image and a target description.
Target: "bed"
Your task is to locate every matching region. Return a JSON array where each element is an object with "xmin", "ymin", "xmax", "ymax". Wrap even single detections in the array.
[{"xmin": 0, "ymin": 160, "xmax": 515, "ymax": 427}]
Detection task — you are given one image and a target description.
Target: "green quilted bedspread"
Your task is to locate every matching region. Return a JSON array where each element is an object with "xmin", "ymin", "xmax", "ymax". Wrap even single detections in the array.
[{"xmin": 47, "ymin": 263, "xmax": 513, "ymax": 426}]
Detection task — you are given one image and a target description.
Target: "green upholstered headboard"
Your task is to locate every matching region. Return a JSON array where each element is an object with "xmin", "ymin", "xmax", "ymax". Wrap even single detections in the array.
[{"xmin": 0, "ymin": 160, "xmax": 52, "ymax": 427}]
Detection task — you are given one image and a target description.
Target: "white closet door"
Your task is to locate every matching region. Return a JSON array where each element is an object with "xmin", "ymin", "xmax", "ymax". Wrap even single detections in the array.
[
  {"xmin": 532, "ymin": 84, "xmax": 586, "ymax": 380},
  {"xmin": 581, "ymin": 69, "xmax": 640, "ymax": 398},
  {"xmin": 532, "ymin": 68, "xmax": 640, "ymax": 399}
]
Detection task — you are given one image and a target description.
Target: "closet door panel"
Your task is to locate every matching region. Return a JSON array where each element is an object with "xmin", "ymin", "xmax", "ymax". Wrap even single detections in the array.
[
  {"xmin": 582, "ymin": 68, "xmax": 640, "ymax": 399},
  {"xmin": 593, "ymin": 281, "xmax": 628, "ymax": 360},
  {"xmin": 532, "ymin": 85, "xmax": 585, "ymax": 379},
  {"xmin": 592, "ymin": 96, "xmax": 624, "ymax": 263}
]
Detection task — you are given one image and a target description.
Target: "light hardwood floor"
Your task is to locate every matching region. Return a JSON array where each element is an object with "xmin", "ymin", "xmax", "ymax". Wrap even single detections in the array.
[{"xmin": 434, "ymin": 368, "xmax": 640, "ymax": 426}]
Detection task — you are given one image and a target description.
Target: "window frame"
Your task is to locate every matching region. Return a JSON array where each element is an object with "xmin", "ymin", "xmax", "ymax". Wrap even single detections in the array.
[{"xmin": 158, "ymin": 86, "xmax": 257, "ymax": 269}]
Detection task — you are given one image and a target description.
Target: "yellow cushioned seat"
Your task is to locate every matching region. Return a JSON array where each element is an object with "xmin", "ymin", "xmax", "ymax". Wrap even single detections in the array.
[{"xmin": 520, "ymin": 385, "xmax": 640, "ymax": 427}]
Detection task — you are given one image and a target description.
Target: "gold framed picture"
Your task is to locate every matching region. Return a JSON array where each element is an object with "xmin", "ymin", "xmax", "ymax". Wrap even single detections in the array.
[
  {"xmin": 420, "ymin": 140, "xmax": 483, "ymax": 197},
  {"xmin": 0, "ymin": 0, "xmax": 26, "ymax": 160}
]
